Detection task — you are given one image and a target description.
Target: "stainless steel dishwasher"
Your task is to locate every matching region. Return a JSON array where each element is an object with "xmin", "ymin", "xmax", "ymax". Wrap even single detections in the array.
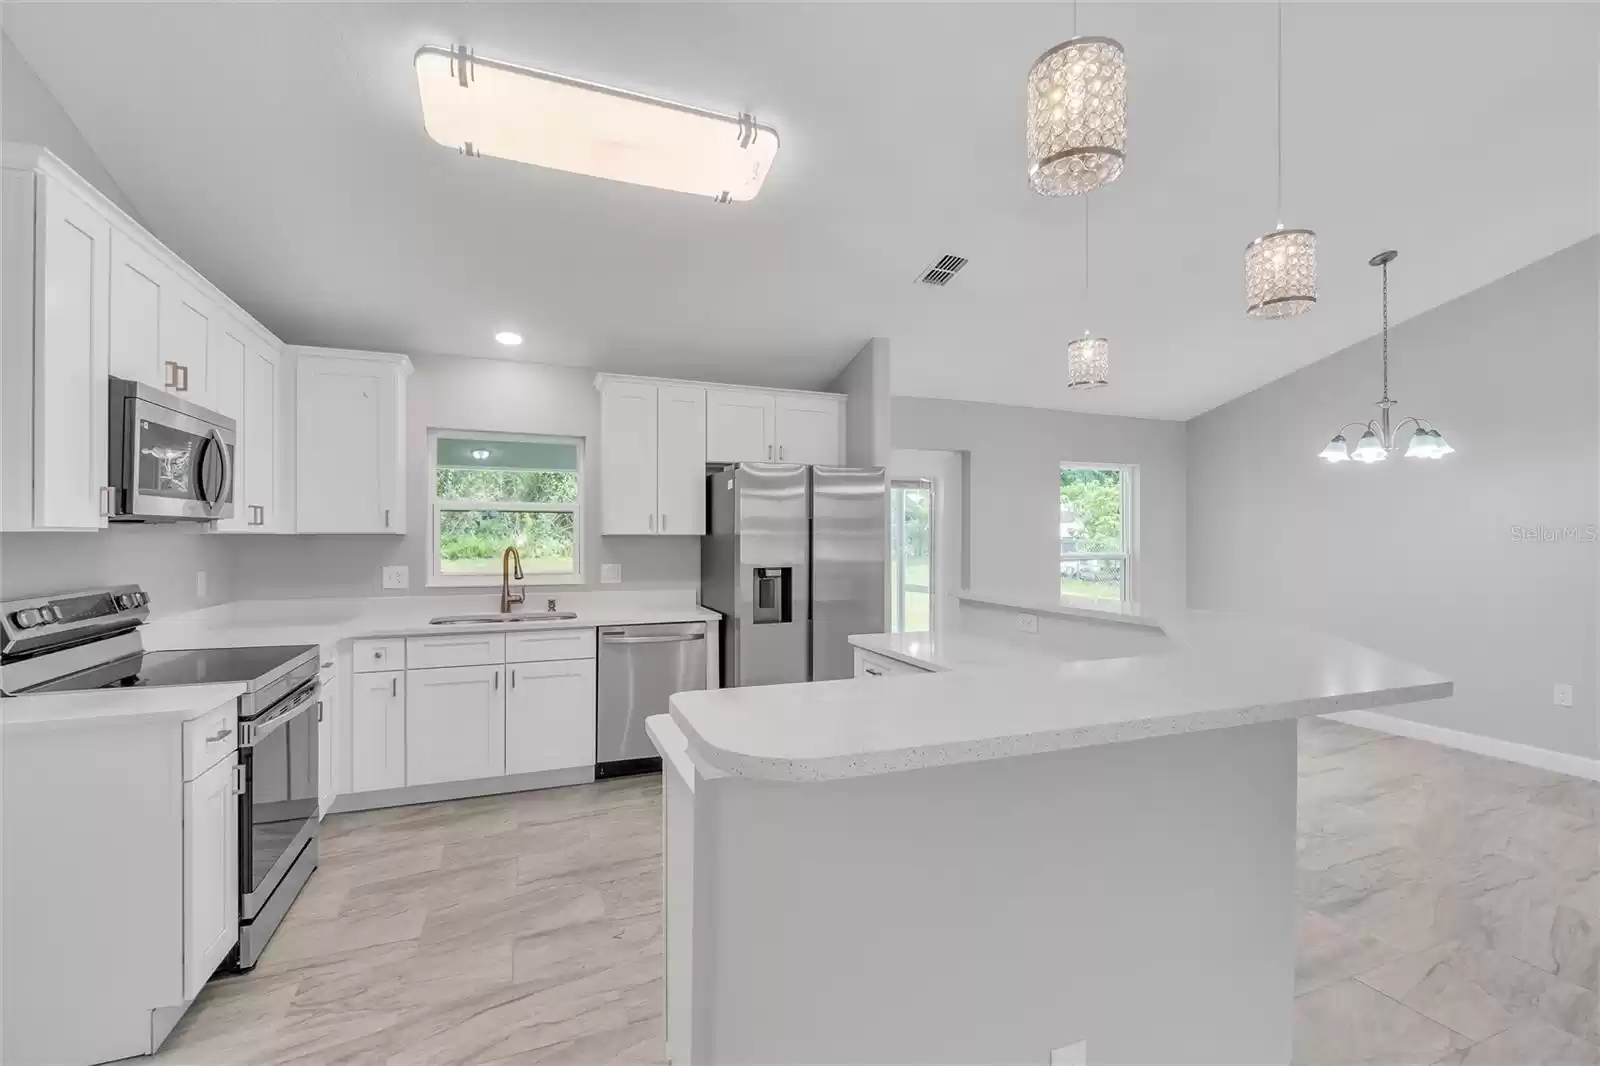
[{"xmin": 597, "ymin": 622, "xmax": 708, "ymax": 777}]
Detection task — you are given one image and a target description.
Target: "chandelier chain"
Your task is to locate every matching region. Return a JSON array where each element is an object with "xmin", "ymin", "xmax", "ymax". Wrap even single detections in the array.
[
  {"xmin": 1275, "ymin": 0, "xmax": 1283, "ymax": 221},
  {"xmin": 1381, "ymin": 258, "xmax": 1389, "ymax": 402}
]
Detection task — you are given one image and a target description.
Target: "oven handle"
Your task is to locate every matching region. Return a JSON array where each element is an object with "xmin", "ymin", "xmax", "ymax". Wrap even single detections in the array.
[{"xmin": 242, "ymin": 687, "xmax": 319, "ymax": 747}]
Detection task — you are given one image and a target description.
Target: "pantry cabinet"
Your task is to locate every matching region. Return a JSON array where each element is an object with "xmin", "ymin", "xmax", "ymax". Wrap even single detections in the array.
[
  {"xmin": 505, "ymin": 658, "xmax": 597, "ymax": 774},
  {"xmin": 351, "ymin": 670, "xmax": 406, "ymax": 792},
  {"xmin": 598, "ymin": 377, "xmax": 706, "ymax": 535},
  {"xmin": 0, "ymin": 160, "xmax": 112, "ymax": 531},
  {"xmin": 293, "ymin": 348, "xmax": 410, "ymax": 534},
  {"xmin": 405, "ymin": 663, "xmax": 505, "ymax": 786}
]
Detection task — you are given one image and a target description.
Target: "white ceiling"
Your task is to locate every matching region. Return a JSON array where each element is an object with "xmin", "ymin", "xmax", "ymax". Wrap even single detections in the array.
[{"xmin": 5, "ymin": 3, "xmax": 1596, "ymax": 419}]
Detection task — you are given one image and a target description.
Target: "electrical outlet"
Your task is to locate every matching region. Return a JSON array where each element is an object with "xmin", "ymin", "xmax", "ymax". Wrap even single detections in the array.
[
  {"xmin": 382, "ymin": 565, "xmax": 409, "ymax": 590},
  {"xmin": 1016, "ymin": 612, "xmax": 1039, "ymax": 634},
  {"xmin": 1554, "ymin": 682, "xmax": 1574, "ymax": 708},
  {"xmin": 600, "ymin": 563, "xmax": 622, "ymax": 584},
  {"xmin": 196, "ymin": 569, "xmax": 208, "ymax": 600},
  {"xmin": 1050, "ymin": 1041, "xmax": 1087, "ymax": 1065}
]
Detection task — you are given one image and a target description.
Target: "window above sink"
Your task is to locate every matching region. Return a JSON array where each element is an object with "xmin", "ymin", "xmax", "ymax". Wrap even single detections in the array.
[{"xmin": 428, "ymin": 430, "xmax": 584, "ymax": 588}]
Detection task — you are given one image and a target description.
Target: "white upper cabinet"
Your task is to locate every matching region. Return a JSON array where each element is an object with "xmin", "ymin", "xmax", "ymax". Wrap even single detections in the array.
[
  {"xmin": 243, "ymin": 338, "xmax": 284, "ymax": 532},
  {"xmin": 108, "ymin": 230, "xmax": 166, "ymax": 392},
  {"xmin": 600, "ymin": 379, "xmax": 659, "ymax": 535},
  {"xmin": 598, "ymin": 377, "xmax": 706, "ymax": 536},
  {"xmin": 293, "ymin": 348, "xmax": 410, "ymax": 534},
  {"xmin": 707, "ymin": 388, "xmax": 776, "ymax": 463},
  {"xmin": 774, "ymin": 393, "xmax": 843, "ymax": 465},
  {"xmin": 656, "ymin": 384, "xmax": 707, "ymax": 535},
  {"xmin": 211, "ymin": 321, "xmax": 249, "ymax": 532},
  {"xmin": 1, "ymin": 164, "xmax": 112, "ymax": 531},
  {"xmin": 162, "ymin": 277, "xmax": 214, "ymax": 407}
]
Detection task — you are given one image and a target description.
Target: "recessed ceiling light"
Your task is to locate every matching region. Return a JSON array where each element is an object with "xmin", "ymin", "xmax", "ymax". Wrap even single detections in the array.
[
  {"xmin": 415, "ymin": 45, "xmax": 779, "ymax": 202},
  {"xmin": 495, "ymin": 331, "xmax": 523, "ymax": 346}
]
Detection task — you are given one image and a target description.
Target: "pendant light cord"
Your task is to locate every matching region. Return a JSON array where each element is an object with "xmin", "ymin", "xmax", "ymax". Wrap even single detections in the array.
[
  {"xmin": 1275, "ymin": 0, "xmax": 1283, "ymax": 222},
  {"xmin": 1084, "ymin": 194, "xmax": 1090, "ymax": 297},
  {"xmin": 1073, "ymin": 0, "xmax": 1079, "ymax": 37}
]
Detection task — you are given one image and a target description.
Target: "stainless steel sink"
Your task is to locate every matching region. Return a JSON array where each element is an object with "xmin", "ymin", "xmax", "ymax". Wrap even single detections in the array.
[{"xmin": 429, "ymin": 612, "xmax": 579, "ymax": 625}]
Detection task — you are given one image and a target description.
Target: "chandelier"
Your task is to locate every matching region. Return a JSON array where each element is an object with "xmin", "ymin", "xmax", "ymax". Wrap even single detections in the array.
[
  {"xmin": 1067, "ymin": 195, "xmax": 1109, "ymax": 388},
  {"xmin": 1245, "ymin": 1, "xmax": 1316, "ymax": 317},
  {"xmin": 1319, "ymin": 251, "xmax": 1453, "ymax": 464},
  {"xmin": 1026, "ymin": 5, "xmax": 1127, "ymax": 198}
]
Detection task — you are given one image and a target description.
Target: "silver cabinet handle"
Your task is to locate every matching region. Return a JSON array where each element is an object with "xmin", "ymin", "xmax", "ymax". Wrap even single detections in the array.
[
  {"xmin": 662, "ymin": 513, "xmax": 668, "ymax": 532},
  {"xmin": 494, "ymin": 670, "xmax": 500, "ymax": 691},
  {"xmin": 767, "ymin": 444, "xmax": 773, "ymax": 459},
  {"xmin": 164, "ymin": 361, "xmax": 179, "ymax": 389},
  {"xmin": 384, "ymin": 508, "xmax": 391, "ymax": 528},
  {"xmin": 600, "ymin": 633, "xmax": 706, "ymax": 645},
  {"xmin": 99, "ymin": 486, "xmax": 113, "ymax": 516},
  {"xmin": 175, "ymin": 364, "xmax": 190, "ymax": 392},
  {"xmin": 391, "ymin": 677, "xmax": 397, "ymax": 697},
  {"xmin": 863, "ymin": 665, "xmax": 885, "ymax": 677},
  {"xmin": 648, "ymin": 513, "xmax": 654, "ymax": 533},
  {"xmin": 207, "ymin": 726, "xmax": 232, "ymax": 742},
  {"xmin": 231, "ymin": 763, "xmax": 247, "ymax": 796},
  {"xmin": 511, "ymin": 670, "xmax": 516, "ymax": 690},
  {"xmin": 779, "ymin": 445, "xmax": 785, "ymax": 460}
]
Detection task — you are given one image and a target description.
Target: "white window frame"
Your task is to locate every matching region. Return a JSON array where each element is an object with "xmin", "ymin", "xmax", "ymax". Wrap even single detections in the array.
[
  {"xmin": 428, "ymin": 428, "xmax": 584, "ymax": 588},
  {"xmin": 1058, "ymin": 461, "xmax": 1136, "ymax": 603}
]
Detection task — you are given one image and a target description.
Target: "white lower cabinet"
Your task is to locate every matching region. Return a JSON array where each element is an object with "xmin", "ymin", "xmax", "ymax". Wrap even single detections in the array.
[
  {"xmin": 506, "ymin": 659, "xmax": 597, "ymax": 774},
  {"xmin": 352, "ymin": 669, "xmax": 406, "ymax": 792},
  {"xmin": 182, "ymin": 753, "xmax": 240, "ymax": 1002},
  {"xmin": 406, "ymin": 664, "xmax": 505, "ymax": 786},
  {"xmin": 318, "ymin": 664, "xmax": 338, "ymax": 815}
]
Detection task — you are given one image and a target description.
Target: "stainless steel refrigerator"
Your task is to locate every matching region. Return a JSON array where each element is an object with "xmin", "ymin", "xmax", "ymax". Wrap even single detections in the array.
[{"xmin": 701, "ymin": 463, "xmax": 887, "ymax": 687}]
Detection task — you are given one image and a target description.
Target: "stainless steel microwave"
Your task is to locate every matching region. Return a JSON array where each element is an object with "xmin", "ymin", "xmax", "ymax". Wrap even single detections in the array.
[{"xmin": 108, "ymin": 377, "xmax": 236, "ymax": 522}]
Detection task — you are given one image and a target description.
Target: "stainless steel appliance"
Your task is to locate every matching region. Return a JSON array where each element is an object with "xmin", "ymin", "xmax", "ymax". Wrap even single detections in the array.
[
  {"xmin": 597, "ymin": 622, "xmax": 708, "ymax": 778},
  {"xmin": 701, "ymin": 463, "xmax": 887, "ymax": 687},
  {"xmin": 108, "ymin": 376, "xmax": 236, "ymax": 522},
  {"xmin": 0, "ymin": 585, "xmax": 319, "ymax": 972}
]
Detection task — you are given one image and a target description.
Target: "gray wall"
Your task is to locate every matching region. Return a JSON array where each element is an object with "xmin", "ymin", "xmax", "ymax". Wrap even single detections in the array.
[
  {"xmin": 228, "ymin": 354, "xmax": 700, "ymax": 599},
  {"xmin": 0, "ymin": 31, "xmax": 139, "ymax": 220},
  {"xmin": 1188, "ymin": 238, "xmax": 1599, "ymax": 758},
  {"xmin": 830, "ymin": 338, "xmax": 891, "ymax": 469},
  {"xmin": 892, "ymin": 397, "xmax": 1189, "ymax": 610}
]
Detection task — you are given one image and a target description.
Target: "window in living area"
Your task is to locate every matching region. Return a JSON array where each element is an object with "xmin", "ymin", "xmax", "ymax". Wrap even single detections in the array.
[
  {"xmin": 430, "ymin": 431, "xmax": 582, "ymax": 584},
  {"xmin": 1059, "ymin": 463, "xmax": 1133, "ymax": 602}
]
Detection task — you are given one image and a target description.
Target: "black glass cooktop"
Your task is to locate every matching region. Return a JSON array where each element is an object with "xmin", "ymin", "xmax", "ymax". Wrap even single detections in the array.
[{"xmin": 33, "ymin": 645, "xmax": 316, "ymax": 693}]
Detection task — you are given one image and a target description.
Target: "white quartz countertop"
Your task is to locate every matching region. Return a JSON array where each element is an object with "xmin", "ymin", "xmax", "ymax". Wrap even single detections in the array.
[
  {"xmin": 848, "ymin": 629, "xmax": 1058, "ymax": 672},
  {"xmin": 955, "ymin": 588, "xmax": 1164, "ymax": 629},
  {"xmin": 141, "ymin": 593, "xmax": 719, "ymax": 655},
  {"xmin": 671, "ymin": 610, "xmax": 1451, "ymax": 782},
  {"xmin": 2, "ymin": 682, "xmax": 245, "ymax": 731}
]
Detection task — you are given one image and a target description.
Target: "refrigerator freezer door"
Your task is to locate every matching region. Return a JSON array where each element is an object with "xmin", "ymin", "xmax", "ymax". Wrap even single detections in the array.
[
  {"xmin": 732, "ymin": 463, "xmax": 811, "ymax": 687},
  {"xmin": 811, "ymin": 466, "xmax": 888, "ymax": 681}
]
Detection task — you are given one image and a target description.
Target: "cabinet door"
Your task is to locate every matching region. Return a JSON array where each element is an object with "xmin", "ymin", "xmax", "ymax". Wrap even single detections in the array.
[
  {"xmin": 183, "ymin": 754, "xmax": 239, "ymax": 1001},
  {"xmin": 243, "ymin": 339, "xmax": 280, "ymax": 531},
  {"xmin": 211, "ymin": 321, "xmax": 250, "ymax": 532},
  {"xmin": 706, "ymin": 389, "xmax": 775, "ymax": 463},
  {"xmin": 506, "ymin": 659, "xmax": 597, "ymax": 775},
  {"xmin": 34, "ymin": 177, "xmax": 112, "ymax": 530},
  {"xmin": 351, "ymin": 670, "xmax": 405, "ymax": 792},
  {"xmin": 656, "ymin": 385, "xmax": 706, "ymax": 535},
  {"xmin": 775, "ymin": 394, "xmax": 842, "ymax": 465},
  {"xmin": 405, "ymin": 665, "xmax": 505, "ymax": 786},
  {"xmin": 296, "ymin": 355, "xmax": 394, "ymax": 533},
  {"xmin": 161, "ymin": 276, "xmax": 214, "ymax": 407},
  {"xmin": 108, "ymin": 229, "xmax": 166, "ymax": 391},
  {"xmin": 599, "ymin": 380, "xmax": 658, "ymax": 535}
]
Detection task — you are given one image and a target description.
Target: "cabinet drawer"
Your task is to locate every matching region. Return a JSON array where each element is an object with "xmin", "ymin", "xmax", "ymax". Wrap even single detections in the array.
[
  {"xmin": 506, "ymin": 628, "xmax": 596, "ymax": 664},
  {"xmin": 853, "ymin": 649, "xmax": 922, "ymax": 678},
  {"xmin": 406, "ymin": 633, "xmax": 506, "ymax": 670},
  {"xmin": 183, "ymin": 700, "xmax": 239, "ymax": 781},
  {"xmin": 352, "ymin": 638, "xmax": 405, "ymax": 673}
]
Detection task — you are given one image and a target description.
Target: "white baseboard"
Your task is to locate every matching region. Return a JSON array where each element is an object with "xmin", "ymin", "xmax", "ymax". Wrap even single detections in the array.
[{"xmin": 1327, "ymin": 710, "xmax": 1600, "ymax": 782}]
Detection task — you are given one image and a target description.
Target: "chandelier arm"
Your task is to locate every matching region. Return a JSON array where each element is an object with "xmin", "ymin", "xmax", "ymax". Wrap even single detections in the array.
[
  {"xmin": 1388, "ymin": 415, "xmax": 1424, "ymax": 449},
  {"xmin": 1335, "ymin": 421, "xmax": 1372, "ymax": 438}
]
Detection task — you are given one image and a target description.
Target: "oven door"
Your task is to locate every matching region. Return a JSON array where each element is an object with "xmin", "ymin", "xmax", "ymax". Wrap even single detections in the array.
[
  {"xmin": 115, "ymin": 395, "xmax": 235, "ymax": 521},
  {"xmin": 239, "ymin": 681, "xmax": 320, "ymax": 920}
]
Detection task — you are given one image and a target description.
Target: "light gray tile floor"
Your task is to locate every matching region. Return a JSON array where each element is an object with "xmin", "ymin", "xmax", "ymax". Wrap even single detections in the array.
[{"xmin": 154, "ymin": 719, "xmax": 1598, "ymax": 1065}]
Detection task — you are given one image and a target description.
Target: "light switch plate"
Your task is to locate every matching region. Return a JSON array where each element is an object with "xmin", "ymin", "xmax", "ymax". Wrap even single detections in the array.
[
  {"xmin": 1016, "ymin": 612, "xmax": 1039, "ymax": 634},
  {"xmin": 382, "ymin": 565, "xmax": 410, "ymax": 590},
  {"xmin": 1050, "ymin": 1040, "xmax": 1087, "ymax": 1065},
  {"xmin": 600, "ymin": 563, "xmax": 622, "ymax": 584},
  {"xmin": 1554, "ymin": 682, "xmax": 1574, "ymax": 707}
]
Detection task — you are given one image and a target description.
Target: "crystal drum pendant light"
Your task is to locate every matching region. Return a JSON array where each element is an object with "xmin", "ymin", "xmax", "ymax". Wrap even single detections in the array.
[
  {"xmin": 1067, "ymin": 197, "xmax": 1109, "ymax": 389},
  {"xmin": 1318, "ymin": 251, "xmax": 1452, "ymax": 464},
  {"xmin": 1245, "ymin": 2, "xmax": 1316, "ymax": 318},
  {"xmin": 1027, "ymin": 1, "xmax": 1127, "ymax": 197}
]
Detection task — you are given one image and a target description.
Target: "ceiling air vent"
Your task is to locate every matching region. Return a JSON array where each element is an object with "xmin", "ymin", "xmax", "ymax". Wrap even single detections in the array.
[{"xmin": 917, "ymin": 254, "xmax": 968, "ymax": 286}]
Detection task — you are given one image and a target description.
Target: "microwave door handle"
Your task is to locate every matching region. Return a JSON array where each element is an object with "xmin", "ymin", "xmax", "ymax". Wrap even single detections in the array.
[{"xmin": 204, "ymin": 428, "xmax": 233, "ymax": 513}]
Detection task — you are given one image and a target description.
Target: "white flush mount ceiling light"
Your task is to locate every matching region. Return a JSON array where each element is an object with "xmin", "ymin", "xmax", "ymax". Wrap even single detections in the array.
[
  {"xmin": 1245, "ymin": 1, "xmax": 1317, "ymax": 318},
  {"xmin": 415, "ymin": 45, "xmax": 779, "ymax": 202},
  {"xmin": 494, "ymin": 330, "xmax": 523, "ymax": 346},
  {"xmin": 1026, "ymin": 0, "xmax": 1127, "ymax": 197},
  {"xmin": 1319, "ymin": 251, "xmax": 1452, "ymax": 464}
]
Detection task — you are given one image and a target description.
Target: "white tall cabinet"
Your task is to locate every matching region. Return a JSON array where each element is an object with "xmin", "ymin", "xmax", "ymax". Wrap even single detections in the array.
[
  {"xmin": 293, "ymin": 347, "xmax": 410, "ymax": 534},
  {"xmin": 598, "ymin": 377, "xmax": 707, "ymax": 536}
]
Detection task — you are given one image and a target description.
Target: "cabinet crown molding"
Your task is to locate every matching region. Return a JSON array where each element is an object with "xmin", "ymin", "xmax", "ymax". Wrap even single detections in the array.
[
  {"xmin": 287, "ymin": 346, "xmax": 415, "ymax": 375},
  {"xmin": 594, "ymin": 371, "xmax": 844, "ymax": 402}
]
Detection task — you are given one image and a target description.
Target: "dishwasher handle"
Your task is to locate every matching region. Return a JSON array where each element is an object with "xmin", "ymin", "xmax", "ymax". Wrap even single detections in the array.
[{"xmin": 600, "ymin": 632, "xmax": 706, "ymax": 645}]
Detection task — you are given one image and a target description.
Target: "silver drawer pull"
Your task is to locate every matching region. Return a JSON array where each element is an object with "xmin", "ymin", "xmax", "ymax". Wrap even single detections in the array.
[
  {"xmin": 600, "ymin": 633, "xmax": 705, "ymax": 645},
  {"xmin": 207, "ymin": 727, "xmax": 233, "ymax": 742}
]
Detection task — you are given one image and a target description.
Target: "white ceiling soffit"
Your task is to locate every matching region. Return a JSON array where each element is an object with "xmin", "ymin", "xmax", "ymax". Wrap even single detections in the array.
[{"xmin": 5, "ymin": 3, "xmax": 1596, "ymax": 419}]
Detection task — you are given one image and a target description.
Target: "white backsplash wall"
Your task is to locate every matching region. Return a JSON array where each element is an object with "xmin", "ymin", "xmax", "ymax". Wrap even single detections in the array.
[
  {"xmin": 0, "ymin": 526, "xmax": 234, "ymax": 614},
  {"xmin": 225, "ymin": 354, "xmax": 700, "ymax": 600}
]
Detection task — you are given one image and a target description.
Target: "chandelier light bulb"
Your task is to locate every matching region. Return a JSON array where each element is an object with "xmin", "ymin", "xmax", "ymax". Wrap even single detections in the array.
[
  {"xmin": 1318, "ymin": 435, "xmax": 1351, "ymax": 463},
  {"xmin": 1350, "ymin": 430, "xmax": 1388, "ymax": 463},
  {"xmin": 1026, "ymin": 36, "xmax": 1127, "ymax": 196}
]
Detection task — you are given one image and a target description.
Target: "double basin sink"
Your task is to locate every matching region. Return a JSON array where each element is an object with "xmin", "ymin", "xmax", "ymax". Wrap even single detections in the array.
[{"xmin": 429, "ymin": 611, "xmax": 580, "ymax": 625}]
